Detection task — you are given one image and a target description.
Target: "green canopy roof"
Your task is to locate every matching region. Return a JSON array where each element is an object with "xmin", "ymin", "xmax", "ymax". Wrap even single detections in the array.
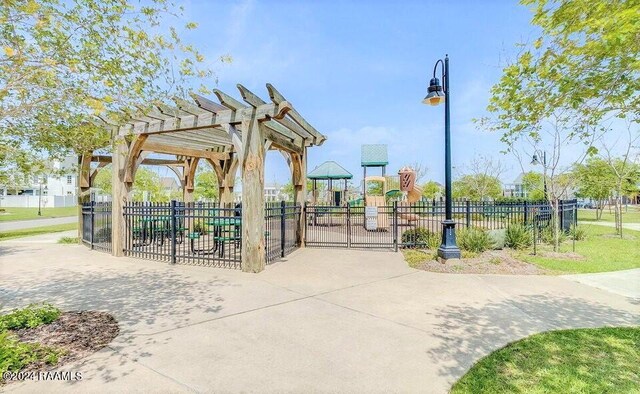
[
  {"xmin": 308, "ymin": 161, "xmax": 353, "ymax": 180},
  {"xmin": 361, "ymin": 144, "xmax": 388, "ymax": 167}
]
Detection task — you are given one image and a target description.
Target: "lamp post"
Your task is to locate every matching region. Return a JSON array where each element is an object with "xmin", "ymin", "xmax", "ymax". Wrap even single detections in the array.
[
  {"xmin": 38, "ymin": 180, "xmax": 44, "ymax": 216},
  {"xmin": 423, "ymin": 55, "xmax": 461, "ymax": 260},
  {"xmin": 531, "ymin": 151, "xmax": 547, "ymax": 200}
]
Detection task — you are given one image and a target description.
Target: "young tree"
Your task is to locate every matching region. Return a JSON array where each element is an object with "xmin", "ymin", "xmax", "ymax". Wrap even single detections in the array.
[
  {"xmin": 1, "ymin": 0, "xmax": 228, "ymax": 178},
  {"xmin": 520, "ymin": 171, "xmax": 545, "ymax": 201},
  {"xmin": 93, "ymin": 165, "xmax": 165, "ymax": 201},
  {"xmin": 452, "ymin": 155, "xmax": 506, "ymax": 201},
  {"xmin": 573, "ymin": 158, "xmax": 615, "ymax": 219},
  {"xmin": 421, "ymin": 181, "xmax": 443, "ymax": 200}
]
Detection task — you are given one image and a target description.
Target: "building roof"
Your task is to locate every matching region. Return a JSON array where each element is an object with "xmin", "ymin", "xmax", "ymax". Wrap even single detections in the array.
[
  {"xmin": 308, "ymin": 161, "xmax": 353, "ymax": 180},
  {"xmin": 361, "ymin": 144, "xmax": 388, "ymax": 167}
]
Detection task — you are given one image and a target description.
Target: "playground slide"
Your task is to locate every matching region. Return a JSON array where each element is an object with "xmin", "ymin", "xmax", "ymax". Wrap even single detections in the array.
[{"xmin": 398, "ymin": 185, "xmax": 422, "ymax": 223}]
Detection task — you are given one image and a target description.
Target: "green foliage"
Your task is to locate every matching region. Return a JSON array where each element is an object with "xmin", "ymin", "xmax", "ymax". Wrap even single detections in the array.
[
  {"xmin": 1, "ymin": 0, "xmax": 226, "ymax": 178},
  {"xmin": 505, "ymin": 224, "xmax": 533, "ymax": 250},
  {"xmin": 57, "ymin": 236, "xmax": 79, "ymax": 244},
  {"xmin": 0, "ymin": 332, "xmax": 64, "ymax": 376},
  {"xmin": 402, "ymin": 249, "xmax": 436, "ymax": 268},
  {"xmin": 453, "ymin": 175, "xmax": 502, "ymax": 201},
  {"xmin": 0, "ymin": 303, "xmax": 61, "ymax": 331},
  {"xmin": 194, "ymin": 170, "xmax": 219, "ymax": 201},
  {"xmin": 573, "ymin": 158, "xmax": 615, "ymax": 207},
  {"xmin": 540, "ymin": 226, "xmax": 567, "ymax": 245},
  {"xmin": 569, "ymin": 225, "xmax": 586, "ymax": 241},
  {"xmin": 94, "ymin": 165, "xmax": 168, "ymax": 202},
  {"xmin": 457, "ymin": 227, "xmax": 492, "ymax": 253},
  {"xmin": 452, "ymin": 327, "xmax": 640, "ymax": 394},
  {"xmin": 487, "ymin": 229, "xmax": 506, "ymax": 249},
  {"xmin": 401, "ymin": 228, "xmax": 440, "ymax": 249},
  {"xmin": 521, "ymin": 171, "xmax": 545, "ymax": 201},
  {"xmin": 421, "ymin": 181, "xmax": 443, "ymax": 200}
]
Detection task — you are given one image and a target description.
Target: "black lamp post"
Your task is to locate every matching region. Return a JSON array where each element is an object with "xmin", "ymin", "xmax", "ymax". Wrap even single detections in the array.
[
  {"xmin": 38, "ymin": 181, "xmax": 44, "ymax": 216},
  {"xmin": 531, "ymin": 151, "xmax": 548, "ymax": 200},
  {"xmin": 423, "ymin": 55, "xmax": 461, "ymax": 260}
]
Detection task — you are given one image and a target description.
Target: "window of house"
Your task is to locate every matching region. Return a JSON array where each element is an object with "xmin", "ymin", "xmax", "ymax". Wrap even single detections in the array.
[{"xmin": 67, "ymin": 175, "xmax": 73, "ymax": 185}]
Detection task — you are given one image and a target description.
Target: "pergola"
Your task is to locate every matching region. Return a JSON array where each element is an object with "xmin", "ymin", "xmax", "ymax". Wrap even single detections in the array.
[{"xmin": 78, "ymin": 83, "xmax": 326, "ymax": 272}]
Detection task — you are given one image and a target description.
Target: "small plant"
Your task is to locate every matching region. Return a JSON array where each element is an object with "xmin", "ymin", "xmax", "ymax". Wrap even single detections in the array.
[
  {"xmin": 489, "ymin": 257, "xmax": 502, "ymax": 265},
  {"xmin": 569, "ymin": 225, "xmax": 586, "ymax": 241},
  {"xmin": 0, "ymin": 303, "xmax": 61, "ymax": 331},
  {"xmin": 457, "ymin": 227, "xmax": 492, "ymax": 253},
  {"xmin": 58, "ymin": 236, "xmax": 79, "ymax": 244},
  {"xmin": 505, "ymin": 224, "xmax": 532, "ymax": 250},
  {"xmin": 0, "ymin": 332, "xmax": 64, "ymax": 376},
  {"xmin": 401, "ymin": 228, "xmax": 440, "ymax": 249},
  {"xmin": 540, "ymin": 226, "xmax": 567, "ymax": 245}
]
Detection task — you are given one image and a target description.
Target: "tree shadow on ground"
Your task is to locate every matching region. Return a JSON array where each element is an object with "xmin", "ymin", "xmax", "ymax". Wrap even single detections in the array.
[{"xmin": 426, "ymin": 293, "xmax": 640, "ymax": 383}]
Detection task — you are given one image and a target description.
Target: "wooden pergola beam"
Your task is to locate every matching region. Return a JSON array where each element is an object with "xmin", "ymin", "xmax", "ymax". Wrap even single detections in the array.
[
  {"xmin": 142, "ymin": 142, "xmax": 230, "ymax": 161},
  {"xmin": 237, "ymin": 84, "xmax": 266, "ymax": 108},
  {"xmin": 90, "ymin": 155, "xmax": 186, "ymax": 166},
  {"xmin": 266, "ymin": 83, "xmax": 326, "ymax": 145},
  {"xmin": 213, "ymin": 89, "xmax": 247, "ymax": 111}
]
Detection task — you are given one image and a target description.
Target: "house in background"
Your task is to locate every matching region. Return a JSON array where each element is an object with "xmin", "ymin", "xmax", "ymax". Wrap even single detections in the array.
[
  {"xmin": 0, "ymin": 157, "xmax": 77, "ymax": 208},
  {"xmin": 502, "ymin": 173, "xmax": 528, "ymax": 198}
]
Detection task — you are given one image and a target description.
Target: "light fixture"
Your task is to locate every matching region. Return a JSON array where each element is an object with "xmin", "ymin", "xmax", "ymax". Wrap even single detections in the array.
[
  {"xmin": 531, "ymin": 154, "xmax": 540, "ymax": 165},
  {"xmin": 422, "ymin": 78, "xmax": 445, "ymax": 106}
]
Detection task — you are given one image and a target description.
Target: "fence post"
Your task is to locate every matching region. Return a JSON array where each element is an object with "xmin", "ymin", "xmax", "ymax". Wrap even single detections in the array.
[
  {"xmin": 170, "ymin": 200, "xmax": 177, "ymax": 265},
  {"xmin": 393, "ymin": 201, "xmax": 398, "ymax": 252},
  {"xmin": 523, "ymin": 201, "xmax": 528, "ymax": 224},
  {"xmin": 90, "ymin": 201, "xmax": 95, "ymax": 250},
  {"xmin": 280, "ymin": 200, "xmax": 286, "ymax": 258},
  {"xmin": 465, "ymin": 200, "xmax": 471, "ymax": 228},
  {"xmin": 347, "ymin": 203, "xmax": 351, "ymax": 248}
]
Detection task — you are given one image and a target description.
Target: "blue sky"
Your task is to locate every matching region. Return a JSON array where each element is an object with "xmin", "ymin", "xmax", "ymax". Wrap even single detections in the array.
[{"xmin": 179, "ymin": 0, "xmax": 539, "ymax": 185}]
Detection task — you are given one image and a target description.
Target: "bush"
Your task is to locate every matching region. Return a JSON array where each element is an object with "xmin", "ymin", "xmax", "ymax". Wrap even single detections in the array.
[
  {"xmin": 401, "ymin": 228, "xmax": 440, "ymax": 249},
  {"xmin": 58, "ymin": 236, "xmax": 79, "ymax": 244},
  {"xmin": 488, "ymin": 229, "xmax": 506, "ymax": 249},
  {"xmin": 569, "ymin": 225, "xmax": 586, "ymax": 241},
  {"xmin": 0, "ymin": 303, "xmax": 61, "ymax": 331},
  {"xmin": 505, "ymin": 224, "xmax": 532, "ymax": 250},
  {"xmin": 457, "ymin": 227, "xmax": 492, "ymax": 253}
]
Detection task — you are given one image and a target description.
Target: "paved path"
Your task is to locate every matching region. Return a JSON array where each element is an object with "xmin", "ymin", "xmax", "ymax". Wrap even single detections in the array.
[
  {"xmin": 1, "ymin": 239, "xmax": 638, "ymax": 393},
  {"xmin": 563, "ymin": 269, "xmax": 640, "ymax": 299},
  {"xmin": 579, "ymin": 220, "xmax": 640, "ymax": 231},
  {"xmin": 0, "ymin": 216, "xmax": 76, "ymax": 231}
]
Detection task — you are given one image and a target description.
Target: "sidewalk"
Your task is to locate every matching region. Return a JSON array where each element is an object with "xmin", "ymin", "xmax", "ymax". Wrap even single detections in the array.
[{"xmin": 0, "ymin": 216, "xmax": 76, "ymax": 231}]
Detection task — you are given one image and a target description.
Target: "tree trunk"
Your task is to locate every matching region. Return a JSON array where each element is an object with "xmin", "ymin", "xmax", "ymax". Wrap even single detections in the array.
[{"xmin": 552, "ymin": 198, "xmax": 560, "ymax": 252}]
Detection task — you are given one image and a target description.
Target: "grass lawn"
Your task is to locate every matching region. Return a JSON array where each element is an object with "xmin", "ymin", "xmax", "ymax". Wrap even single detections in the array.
[
  {"xmin": 0, "ymin": 206, "xmax": 77, "ymax": 222},
  {"xmin": 578, "ymin": 207, "xmax": 640, "ymax": 223},
  {"xmin": 451, "ymin": 327, "xmax": 640, "ymax": 394},
  {"xmin": 0, "ymin": 223, "xmax": 78, "ymax": 241},
  {"xmin": 518, "ymin": 224, "xmax": 640, "ymax": 274}
]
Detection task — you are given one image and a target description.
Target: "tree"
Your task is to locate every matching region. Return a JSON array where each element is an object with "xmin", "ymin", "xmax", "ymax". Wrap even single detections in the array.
[
  {"xmin": 573, "ymin": 158, "xmax": 616, "ymax": 219},
  {"xmin": 452, "ymin": 156, "xmax": 506, "ymax": 201},
  {"xmin": 421, "ymin": 181, "xmax": 442, "ymax": 200},
  {"xmin": 1, "ymin": 0, "xmax": 228, "ymax": 178},
  {"xmin": 520, "ymin": 171, "xmax": 545, "ymax": 201},
  {"xmin": 194, "ymin": 170, "xmax": 218, "ymax": 201},
  {"xmin": 93, "ymin": 165, "xmax": 165, "ymax": 202},
  {"xmin": 281, "ymin": 180, "xmax": 319, "ymax": 201}
]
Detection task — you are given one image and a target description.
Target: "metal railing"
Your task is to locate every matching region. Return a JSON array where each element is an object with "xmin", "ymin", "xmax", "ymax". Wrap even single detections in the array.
[
  {"xmin": 81, "ymin": 201, "xmax": 112, "ymax": 253},
  {"xmin": 305, "ymin": 199, "xmax": 577, "ymax": 250},
  {"xmin": 118, "ymin": 201, "xmax": 301, "ymax": 269}
]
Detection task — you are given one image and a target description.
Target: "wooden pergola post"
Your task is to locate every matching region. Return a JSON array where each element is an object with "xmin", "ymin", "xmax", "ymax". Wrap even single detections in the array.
[
  {"xmin": 111, "ymin": 135, "xmax": 131, "ymax": 257},
  {"xmin": 241, "ymin": 110, "xmax": 266, "ymax": 272},
  {"xmin": 77, "ymin": 153, "xmax": 92, "ymax": 241},
  {"xmin": 291, "ymin": 149, "xmax": 307, "ymax": 247},
  {"xmin": 183, "ymin": 157, "xmax": 199, "ymax": 203}
]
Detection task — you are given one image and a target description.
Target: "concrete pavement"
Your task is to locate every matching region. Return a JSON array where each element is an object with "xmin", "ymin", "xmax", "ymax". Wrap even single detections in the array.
[
  {"xmin": 1, "ymin": 240, "xmax": 638, "ymax": 393},
  {"xmin": 563, "ymin": 269, "xmax": 640, "ymax": 299},
  {"xmin": 0, "ymin": 216, "xmax": 76, "ymax": 231},
  {"xmin": 579, "ymin": 220, "xmax": 640, "ymax": 231}
]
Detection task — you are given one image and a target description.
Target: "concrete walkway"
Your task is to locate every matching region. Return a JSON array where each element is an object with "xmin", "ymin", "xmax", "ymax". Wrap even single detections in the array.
[
  {"xmin": 0, "ymin": 216, "xmax": 76, "ymax": 231},
  {"xmin": 563, "ymin": 269, "xmax": 640, "ymax": 299},
  {"xmin": 1, "ymin": 239, "xmax": 638, "ymax": 393},
  {"xmin": 579, "ymin": 220, "xmax": 640, "ymax": 231}
]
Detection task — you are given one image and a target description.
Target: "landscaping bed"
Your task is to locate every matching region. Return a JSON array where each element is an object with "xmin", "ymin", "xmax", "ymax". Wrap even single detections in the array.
[
  {"xmin": 404, "ymin": 249, "xmax": 548, "ymax": 275},
  {"xmin": 0, "ymin": 304, "xmax": 119, "ymax": 384}
]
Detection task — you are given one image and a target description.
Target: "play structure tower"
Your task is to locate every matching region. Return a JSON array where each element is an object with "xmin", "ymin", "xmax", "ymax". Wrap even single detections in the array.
[{"xmin": 362, "ymin": 144, "xmax": 389, "ymax": 229}]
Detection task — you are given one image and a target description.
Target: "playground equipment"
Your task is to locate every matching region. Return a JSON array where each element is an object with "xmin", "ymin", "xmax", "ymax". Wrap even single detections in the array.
[
  {"xmin": 363, "ymin": 176, "xmax": 389, "ymax": 230},
  {"xmin": 397, "ymin": 167, "xmax": 422, "ymax": 223}
]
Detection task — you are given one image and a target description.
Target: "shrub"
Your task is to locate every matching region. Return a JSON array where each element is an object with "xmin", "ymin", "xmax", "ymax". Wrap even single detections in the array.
[
  {"xmin": 58, "ymin": 236, "xmax": 79, "ymax": 244},
  {"xmin": 569, "ymin": 225, "xmax": 586, "ymax": 241},
  {"xmin": 488, "ymin": 229, "xmax": 506, "ymax": 249},
  {"xmin": 457, "ymin": 227, "xmax": 492, "ymax": 253},
  {"xmin": 0, "ymin": 303, "xmax": 61, "ymax": 331},
  {"xmin": 505, "ymin": 224, "xmax": 532, "ymax": 250},
  {"xmin": 540, "ymin": 226, "xmax": 567, "ymax": 245},
  {"xmin": 401, "ymin": 228, "xmax": 440, "ymax": 249}
]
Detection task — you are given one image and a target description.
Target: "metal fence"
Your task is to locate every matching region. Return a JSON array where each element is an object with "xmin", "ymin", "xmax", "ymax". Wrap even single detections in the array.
[
  {"xmin": 305, "ymin": 199, "xmax": 577, "ymax": 250},
  {"xmin": 120, "ymin": 201, "xmax": 301, "ymax": 269},
  {"xmin": 81, "ymin": 201, "xmax": 112, "ymax": 253}
]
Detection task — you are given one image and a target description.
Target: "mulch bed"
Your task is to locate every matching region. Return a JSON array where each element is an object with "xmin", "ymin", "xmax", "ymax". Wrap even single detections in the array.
[
  {"xmin": 14, "ymin": 311, "xmax": 119, "ymax": 373},
  {"xmin": 413, "ymin": 249, "xmax": 549, "ymax": 275}
]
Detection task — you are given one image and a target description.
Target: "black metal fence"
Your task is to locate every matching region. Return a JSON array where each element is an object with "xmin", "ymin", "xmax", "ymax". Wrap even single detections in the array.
[
  {"xmin": 305, "ymin": 199, "xmax": 577, "ymax": 250},
  {"xmin": 81, "ymin": 202, "xmax": 112, "ymax": 253},
  {"xmin": 119, "ymin": 201, "xmax": 301, "ymax": 269}
]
